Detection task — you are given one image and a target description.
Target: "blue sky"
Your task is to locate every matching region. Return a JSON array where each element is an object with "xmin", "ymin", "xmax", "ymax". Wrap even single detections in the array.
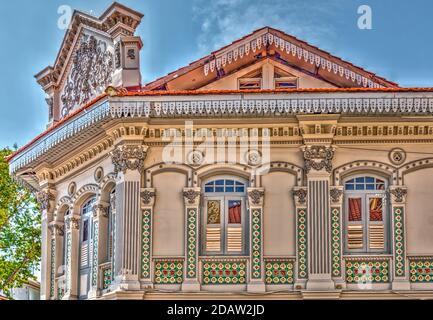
[{"xmin": 0, "ymin": 0, "xmax": 433, "ymax": 148}]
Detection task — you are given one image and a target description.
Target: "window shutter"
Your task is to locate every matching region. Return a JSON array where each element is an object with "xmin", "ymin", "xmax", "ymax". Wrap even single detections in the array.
[
  {"xmin": 206, "ymin": 227, "xmax": 221, "ymax": 252},
  {"xmin": 227, "ymin": 227, "xmax": 242, "ymax": 252},
  {"xmin": 80, "ymin": 243, "xmax": 88, "ymax": 267},
  {"xmin": 347, "ymin": 225, "xmax": 363, "ymax": 249},
  {"xmin": 368, "ymin": 197, "xmax": 385, "ymax": 250},
  {"xmin": 369, "ymin": 225, "xmax": 384, "ymax": 250}
]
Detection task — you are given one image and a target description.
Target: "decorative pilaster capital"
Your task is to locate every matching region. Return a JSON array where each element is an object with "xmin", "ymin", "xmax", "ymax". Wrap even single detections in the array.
[
  {"xmin": 247, "ymin": 188, "xmax": 265, "ymax": 207},
  {"xmin": 330, "ymin": 186, "xmax": 344, "ymax": 206},
  {"xmin": 36, "ymin": 189, "xmax": 56, "ymax": 212},
  {"xmin": 48, "ymin": 222, "xmax": 65, "ymax": 236},
  {"xmin": 65, "ymin": 214, "xmax": 80, "ymax": 231},
  {"xmin": 293, "ymin": 187, "xmax": 308, "ymax": 207},
  {"xmin": 389, "ymin": 186, "xmax": 408, "ymax": 204},
  {"xmin": 110, "ymin": 144, "xmax": 149, "ymax": 176},
  {"xmin": 302, "ymin": 145, "xmax": 335, "ymax": 174},
  {"xmin": 92, "ymin": 203, "xmax": 109, "ymax": 219},
  {"xmin": 183, "ymin": 188, "xmax": 201, "ymax": 207},
  {"xmin": 141, "ymin": 188, "xmax": 156, "ymax": 207}
]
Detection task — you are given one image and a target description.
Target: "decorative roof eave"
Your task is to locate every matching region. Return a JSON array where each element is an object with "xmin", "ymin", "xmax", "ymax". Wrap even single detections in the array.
[
  {"xmin": 8, "ymin": 88, "xmax": 433, "ymax": 175},
  {"xmin": 143, "ymin": 27, "xmax": 399, "ymax": 91}
]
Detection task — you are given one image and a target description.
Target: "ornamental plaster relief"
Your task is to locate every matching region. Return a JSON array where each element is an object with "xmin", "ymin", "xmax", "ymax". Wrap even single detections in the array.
[{"xmin": 60, "ymin": 31, "xmax": 114, "ymax": 118}]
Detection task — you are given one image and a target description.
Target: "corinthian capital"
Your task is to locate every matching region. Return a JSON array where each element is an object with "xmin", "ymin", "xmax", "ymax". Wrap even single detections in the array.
[
  {"xmin": 183, "ymin": 188, "xmax": 201, "ymax": 207},
  {"xmin": 293, "ymin": 187, "xmax": 308, "ymax": 207},
  {"xmin": 141, "ymin": 188, "xmax": 156, "ymax": 207},
  {"xmin": 92, "ymin": 204, "xmax": 109, "ymax": 218},
  {"xmin": 36, "ymin": 190, "xmax": 55, "ymax": 212},
  {"xmin": 65, "ymin": 214, "xmax": 80, "ymax": 230},
  {"xmin": 247, "ymin": 188, "xmax": 265, "ymax": 207},
  {"xmin": 302, "ymin": 145, "xmax": 335, "ymax": 174},
  {"xmin": 389, "ymin": 186, "xmax": 408, "ymax": 204},
  {"xmin": 111, "ymin": 144, "xmax": 148, "ymax": 176}
]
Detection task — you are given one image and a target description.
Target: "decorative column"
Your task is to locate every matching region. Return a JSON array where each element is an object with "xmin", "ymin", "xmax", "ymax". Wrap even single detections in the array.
[
  {"xmin": 293, "ymin": 187, "xmax": 308, "ymax": 289},
  {"xmin": 302, "ymin": 145, "xmax": 335, "ymax": 290},
  {"xmin": 111, "ymin": 143, "xmax": 148, "ymax": 291},
  {"xmin": 140, "ymin": 188, "xmax": 156, "ymax": 288},
  {"xmin": 48, "ymin": 221, "xmax": 64, "ymax": 299},
  {"xmin": 36, "ymin": 189, "xmax": 56, "ymax": 300},
  {"xmin": 63, "ymin": 211, "xmax": 80, "ymax": 300},
  {"xmin": 389, "ymin": 186, "xmax": 410, "ymax": 290},
  {"xmin": 329, "ymin": 186, "xmax": 345, "ymax": 289},
  {"xmin": 182, "ymin": 188, "xmax": 201, "ymax": 291},
  {"xmin": 247, "ymin": 188, "xmax": 265, "ymax": 293},
  {"xmin": 88, "ymin": 203, "xmax": 109, "ymax": 299}
]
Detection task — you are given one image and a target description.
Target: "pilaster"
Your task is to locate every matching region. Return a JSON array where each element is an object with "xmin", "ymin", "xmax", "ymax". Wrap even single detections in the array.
[
  {"xmin": 63, "ymin": 212, "xmax": 80, "ymax": 300},
  {"xmin": 389, "ymin": 186, "xmax": 410, "ymax": 290},
  {"xmin": 111, "ymin": 143, "xmax": 148, "ymax": 291},
  {"xmin": 293, "ymin": 187, "xmax": 308, "ymax": 289},
  {"xmin": 181, "ymin": 188, "xmax": 201, "ymax": 292},
  {"xmin": 48, "ymin": 221, "xmax": 64, "ymax": 300},
  {"xmin": 247, "ymin": 188, "xmax": 265, "ymax": 293},
  {"xmin": 329, "ymin": 186, "xmax": 345, "ymax": 289},
  {"xmin": 140, "ymin": 188, "xmax": 156, "ymax": 288},
  {"xmin": 302, "ymin": 145, "xmax": 336, "ymax": 290},
  {"xmin": 88, "ymin": 203, "xmax": 109, "ymax": 299},
  {"xmin": 36, "ymin": 188, "xmax": 56, "ymax": 300}
]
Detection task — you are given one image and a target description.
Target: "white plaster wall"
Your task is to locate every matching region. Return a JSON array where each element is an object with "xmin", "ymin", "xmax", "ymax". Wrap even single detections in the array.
[
  {"xmin": 152, "ymin": 171, "xmax": 186, "ymax": 256},
  {"xmin": 262, "ymin": 171, "xmax": 296, "ymax": 256},
  {"xmin": 405, "ymin": 167, "xmax": 433, "ymax": 255}
]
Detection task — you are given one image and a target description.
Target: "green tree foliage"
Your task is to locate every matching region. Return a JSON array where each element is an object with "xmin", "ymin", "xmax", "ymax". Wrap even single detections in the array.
[{"xmin": 0, "ymin": 148, "xmax": 41, "ymax": 298}]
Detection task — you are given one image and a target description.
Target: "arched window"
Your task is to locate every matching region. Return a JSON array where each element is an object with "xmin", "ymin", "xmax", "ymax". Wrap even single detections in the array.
[
  {"xmin": 79, "ymin": 197, "xmax": 96, "ymax": 299},
  {"xmin": 344, "ymin": 175, "xmax": 388, "ymax": 254},
  {"xmin": 202, "ymin": 177, "xmax": 248, "ymax": 256}
]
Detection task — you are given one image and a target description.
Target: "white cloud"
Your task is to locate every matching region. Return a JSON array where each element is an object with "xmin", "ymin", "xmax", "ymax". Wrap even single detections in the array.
[{"xmin": 192, "ymin": 0, "xmax": 342, "ymax": 55}]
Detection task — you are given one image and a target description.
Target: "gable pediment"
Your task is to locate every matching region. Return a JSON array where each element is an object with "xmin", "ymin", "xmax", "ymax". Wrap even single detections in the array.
[
  {"xmin": 35, "ymin": 3, "xmax": 143, "ymax": 122},
  {"xmin": 144, "ymin": 27, "xmax": 398, "ymax": 91}
]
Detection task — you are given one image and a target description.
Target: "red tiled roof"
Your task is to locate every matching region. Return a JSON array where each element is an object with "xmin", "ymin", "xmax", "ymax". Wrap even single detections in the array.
[
  {"xmin": 118, "ymin": 87, "xmax": 433, "ymax": 97},
  {"xmin": 143, "ymin": 26, "xmax": 399, "ymax": 90}
]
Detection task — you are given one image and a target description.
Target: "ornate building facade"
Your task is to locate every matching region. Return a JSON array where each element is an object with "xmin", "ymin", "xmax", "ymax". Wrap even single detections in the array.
[{"xmin": 8, "ymin": 3, "xmax": 433, "ymax": 299}]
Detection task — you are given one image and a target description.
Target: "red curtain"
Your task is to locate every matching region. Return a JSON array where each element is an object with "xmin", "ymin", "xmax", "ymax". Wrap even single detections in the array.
[
  {"xmin": 348, "ymin": 198, "xmax": 362, "ymax": 221},
  {"xmin": 229, "ymin": 203, "xmax": 242, "ymax": 224}
]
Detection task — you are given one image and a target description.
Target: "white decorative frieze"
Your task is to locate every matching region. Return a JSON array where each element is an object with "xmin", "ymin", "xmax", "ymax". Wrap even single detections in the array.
[
  {"xmin": 8, "ymin": 94, "xmax": 433, "ymax": 175},
  {"xmin": 109, "ymin": 97, "xmax": 433, "ymax": 118}
]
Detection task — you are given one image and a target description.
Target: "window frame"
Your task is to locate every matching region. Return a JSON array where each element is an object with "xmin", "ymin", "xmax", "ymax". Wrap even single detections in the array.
[
  {"xmin": 238, "ymin": 78, "xmax": 262, "ymax": 90},
  {"xmin": 343, "ymin": 174, "xmax": 389, "ymax": 255},
  {"xmin": 274, "ymin": 76, "xmax": 298, "ymax": 89},
  {"xmin": 201, "ymin": 176, "xmax": 249, "ymax": 256}
]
